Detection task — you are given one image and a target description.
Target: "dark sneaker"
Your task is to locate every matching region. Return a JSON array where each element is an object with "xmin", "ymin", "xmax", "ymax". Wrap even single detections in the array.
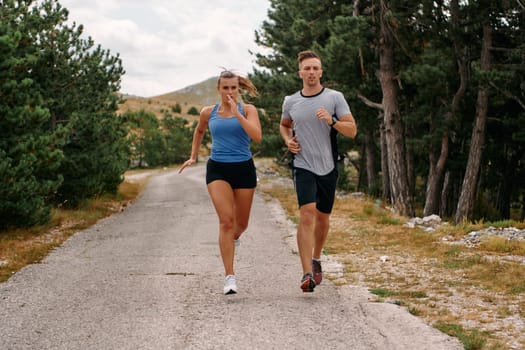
[
  {"xmin": 300, "ymin": 272, "xmax": 316, "ymax": 292},
  {"xmin": 312, "ymin": 259, "xmax": 323, "ymax": 285}
]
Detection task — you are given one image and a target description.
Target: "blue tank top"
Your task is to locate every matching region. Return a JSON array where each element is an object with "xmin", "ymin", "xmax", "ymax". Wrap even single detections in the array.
[{"xmin": 208, "ymin": 103, "xmax": 252, "ymax": 162}]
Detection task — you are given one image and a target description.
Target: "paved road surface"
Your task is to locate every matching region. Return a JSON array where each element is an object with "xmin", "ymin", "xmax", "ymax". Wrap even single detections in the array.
[{"xmin": 0, "ymin": 165, "xmax": 463, "ymax": 349}]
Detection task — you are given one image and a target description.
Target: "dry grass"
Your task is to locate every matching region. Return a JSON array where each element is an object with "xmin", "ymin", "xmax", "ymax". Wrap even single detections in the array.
[
  {"xmin": 117, "ymin": 77, "xmax": 217, "ymax": 120},
  {"xmin": 256, "ymin": 159, "xmax": 525, "ymax": 350},
  {"xmin": 118, "ymin": 95, "xmax": 201, "ymax": 122},
  {"xmin": 0, "ymin": 169, "xmax": 154, "ymax": 283}
]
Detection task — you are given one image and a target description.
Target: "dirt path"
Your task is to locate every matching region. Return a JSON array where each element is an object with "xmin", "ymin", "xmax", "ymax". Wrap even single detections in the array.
[{"xmin": 0, "ymin": 165, "xmax": 462, "ymax": 349}]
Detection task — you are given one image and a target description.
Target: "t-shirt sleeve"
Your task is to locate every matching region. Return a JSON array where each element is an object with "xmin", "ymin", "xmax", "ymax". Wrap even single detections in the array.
[
  {"xmin": 281, "ymin": 95, "xmax": 292, "ymax": 120},
  {"xmin": 334, "ymin": 91, "xmax": 351, "ymax": 118}
]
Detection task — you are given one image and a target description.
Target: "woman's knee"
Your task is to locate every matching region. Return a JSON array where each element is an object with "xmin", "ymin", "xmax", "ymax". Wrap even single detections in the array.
[
  {"xmin": 236, "ymin": 221, "xmax": 248, "ymax": 235},
  {"xmin": 219, "ymin": 216, "xmax": 235, "ymax": 232}
]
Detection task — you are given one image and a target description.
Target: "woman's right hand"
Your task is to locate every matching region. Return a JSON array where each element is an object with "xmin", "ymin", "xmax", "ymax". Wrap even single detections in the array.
[{"xmin": 178, "ymin": 158, "xmax": 196, "ymax": 173}]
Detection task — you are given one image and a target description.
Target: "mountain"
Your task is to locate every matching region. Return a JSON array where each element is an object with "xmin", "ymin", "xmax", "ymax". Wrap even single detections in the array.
[
  {"xmin": 118, "ymin": 77, "xmax": 218, "ymax": 119},
  {"xmin": 156, "ymin": 77, "xmax": 218, "ymax": 106}
]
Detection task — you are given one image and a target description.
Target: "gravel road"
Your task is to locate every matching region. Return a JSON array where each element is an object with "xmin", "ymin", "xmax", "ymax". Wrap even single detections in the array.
[{"xmin": 0, "ymin": 165, "xmax": 463, "ymax": 349}]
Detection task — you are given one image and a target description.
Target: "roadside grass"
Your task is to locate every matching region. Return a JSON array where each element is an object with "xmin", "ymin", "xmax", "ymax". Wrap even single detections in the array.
[
  {"xmin": 256, "ymin": 160, "xmax": 524, "ymax": 350},
  {"xmin": 434, "ymin": 323, "xmax": 489, "ymax": 350},
  {"xmin": 0, "ymin": 168, "xmax": 154, "ymax": 283},
  {"xmin": 479, "ymin": 236, "xmax": 525, "ymax": 256}
]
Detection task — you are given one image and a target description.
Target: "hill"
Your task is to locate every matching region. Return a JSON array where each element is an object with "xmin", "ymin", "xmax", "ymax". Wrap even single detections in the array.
[
  {"xmin": 156, "ymin": 77, "xmax": 218, "ymax": 106},
  {"xmin": 117, "ymin": 77, "xmax": 218, "ymax": 120}
]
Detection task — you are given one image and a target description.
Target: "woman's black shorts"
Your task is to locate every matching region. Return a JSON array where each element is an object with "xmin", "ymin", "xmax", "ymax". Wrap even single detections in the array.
[{"xmin": 206, "ymin": 158, "xmax": 257, "ymax": 189}]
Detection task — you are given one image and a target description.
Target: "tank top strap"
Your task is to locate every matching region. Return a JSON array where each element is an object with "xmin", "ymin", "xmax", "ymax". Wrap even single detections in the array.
[
  {"xmin": 209, "ymin": 104, "xmax": 219, "ymax": 120},
  {"xmin": 238, "ymin": 102, "xmax": 245, "ymax": 117}
]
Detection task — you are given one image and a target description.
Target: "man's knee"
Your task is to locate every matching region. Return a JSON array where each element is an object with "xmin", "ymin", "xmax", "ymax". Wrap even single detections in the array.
[{"xmin": 300, "ymin": 203, "xmax": 316, "ymax": 224}]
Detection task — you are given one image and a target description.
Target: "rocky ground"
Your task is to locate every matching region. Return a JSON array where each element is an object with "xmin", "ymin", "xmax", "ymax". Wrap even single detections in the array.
[{"xmin": 255, "ymin": 160, "xmax": 525, "ymax": 350}]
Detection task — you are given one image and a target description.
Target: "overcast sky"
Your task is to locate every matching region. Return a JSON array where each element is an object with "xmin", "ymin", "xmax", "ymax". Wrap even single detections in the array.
[{"xmin": 59, "ymin": 0, "xmax": 271, "ymax": 97}]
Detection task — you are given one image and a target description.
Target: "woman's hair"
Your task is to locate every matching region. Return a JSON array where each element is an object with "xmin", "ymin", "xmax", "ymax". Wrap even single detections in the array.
[{"xmin": 218, "ymin": 69, "xmax": 258, "ymax": 97}]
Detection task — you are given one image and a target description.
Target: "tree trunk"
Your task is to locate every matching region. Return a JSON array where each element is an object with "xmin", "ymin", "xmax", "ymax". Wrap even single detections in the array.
[
  {"xmin": 495, "ymin": 151, "xmax": 520, "ymax": 219},
  {"xmin": 440, "ymin": 170, "xmax": 452, "ymax": 217},
  {"xmin": 455, "ymin": 21, "xmax": 492, "ymax": 223},
  {"xmin": 352, "ymin": 0, "xmax": 367, "ymax": 79},
  {"xmin": 379, "ymin": 117, "xmax": 391, "ymax": 202},
  {"xmin": 496, "ymin": 182, "xmax": 511, "ymax": 219},
  {"xmin": 423, "ymin": 0, "xmax": 467, "ymax": 216},
  {"xmin": 424, "ymin": 0, "xmax": 467, "ymax": 217},
  {"xmin": 378, "ymin": 0, "xmax": 414, "ymax": 217},
  {"xmin": 405, "ymin": 128, "xmax": 415, "ymax": 199},
  {"xmin": 364, "ymin": 129, "xmax": 377, "ymax": 194},
  {"xmin": 424, "ymin": 134, "xmax": 444, "ymax": 216},
  {"xmin": 357, "ymin": 143, "xmax": 366, "ymax": 191},
  {"xmin": 353, "ymin": 0, "xmax": 375, "ymax": 194},
  {"xmin": 440, "ymin": 169, "xmax": 463, "ymax": 218}
]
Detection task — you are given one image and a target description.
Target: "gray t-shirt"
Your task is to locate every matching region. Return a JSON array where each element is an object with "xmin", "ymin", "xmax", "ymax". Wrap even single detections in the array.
[{"xmin": 281, "ymin": 87, "xmax": 351, "ymax": 175}]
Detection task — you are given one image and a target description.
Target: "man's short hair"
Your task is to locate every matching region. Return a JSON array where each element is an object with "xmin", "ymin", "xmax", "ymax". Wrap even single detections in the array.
[{"xmin": 297, "ymin": 50, "xmax": 321, "ymax": 65}]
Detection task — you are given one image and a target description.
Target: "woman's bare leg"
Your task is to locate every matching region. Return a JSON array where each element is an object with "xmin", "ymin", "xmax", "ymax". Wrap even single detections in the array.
[
  {"xmin": 233, "ymin": 188, "xmax": 255, "ymax": 240},
  {"xmin": 207, "ymin": 180, "xmax": 236, "ymax": 276}
]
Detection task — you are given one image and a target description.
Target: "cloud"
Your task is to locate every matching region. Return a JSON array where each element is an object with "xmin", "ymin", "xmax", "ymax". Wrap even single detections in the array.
[{"xmin": 60, "ymin": 0, "xmax": 270, "ymax": 97}]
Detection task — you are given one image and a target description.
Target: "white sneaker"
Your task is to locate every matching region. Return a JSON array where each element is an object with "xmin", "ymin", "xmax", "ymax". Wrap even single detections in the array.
[{"xmin": 224, "ymin": 275, "xmax": 237, "ymax": 295}]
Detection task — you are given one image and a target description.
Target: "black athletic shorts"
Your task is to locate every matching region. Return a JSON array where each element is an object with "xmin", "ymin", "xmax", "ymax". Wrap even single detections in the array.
[
  {"xmin": 206, "ymin": 158, "xmax": 257, "ymax": 189},
  {"xmin": 293, "ymin": 167, "xmax": 338, "ymax": 214}
]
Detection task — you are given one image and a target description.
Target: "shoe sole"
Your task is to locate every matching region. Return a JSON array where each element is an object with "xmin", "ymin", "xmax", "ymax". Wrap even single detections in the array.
[{"xmin": 300, "ymin": 277, "xmax": 316, "ymax": 293}]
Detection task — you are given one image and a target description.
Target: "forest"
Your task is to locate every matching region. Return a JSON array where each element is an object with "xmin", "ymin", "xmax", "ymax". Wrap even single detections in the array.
[
  {"xmin": 249, "ymin": 0, "xmax": 525, "ymax": 224},
  {"xmin": 1, "ymin": 0, "xmax": 128, "ymax": 228},
  {"xmin": 1, "ymin": 0, "xmax": 524, "ymax": 230}
]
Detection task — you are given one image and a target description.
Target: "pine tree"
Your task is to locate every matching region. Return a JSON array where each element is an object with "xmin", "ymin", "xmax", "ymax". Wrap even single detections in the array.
[{"xmin": 0, "ymin": 0, "xmax": 66, "ymax": 228}]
